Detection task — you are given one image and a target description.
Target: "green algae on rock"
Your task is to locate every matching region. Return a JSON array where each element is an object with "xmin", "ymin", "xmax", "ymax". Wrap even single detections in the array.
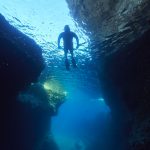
[{"xmin": 18, "ymin": 80, "xmax": 66, "ymax": 115}]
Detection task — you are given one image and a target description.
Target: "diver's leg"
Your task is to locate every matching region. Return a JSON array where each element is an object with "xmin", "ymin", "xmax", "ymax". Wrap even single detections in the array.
[
  {"xmin": 70, "ymin": 50, "xmax": 74, "ymax": 59},
  {"xmin": 64, "ymin": 49, "xmax": 70, "ymax": 70},
  {"xmin": 70, "ymin": 50, "xmax": 77, "ymax": 68},
  {"xmin": 65, "ymin": 59, "xmax": 70, "ymax": 70},
  {"xmin": 64, "ymin": 50, "xmax": 68, "ymax": 60}
]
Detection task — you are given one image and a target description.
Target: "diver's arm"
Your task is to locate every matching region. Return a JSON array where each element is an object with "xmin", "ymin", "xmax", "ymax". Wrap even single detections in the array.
[
  {"xmin": 73, "ymin": 33, "xmax": 79, "ymax": 49},
  {"xmin": 58, "ymin": 33, "xmax": 63, "ymax": 49}
]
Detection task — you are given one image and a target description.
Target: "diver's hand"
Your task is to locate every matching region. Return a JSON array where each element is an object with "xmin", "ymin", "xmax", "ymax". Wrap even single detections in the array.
[{"xmin": 76, "ymin": 45, "xmax": 79, "ymax": 49}]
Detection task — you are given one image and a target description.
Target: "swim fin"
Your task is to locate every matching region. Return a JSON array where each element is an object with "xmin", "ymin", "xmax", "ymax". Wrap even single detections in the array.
[{"xmin": 72, "ymin": 58, "xmax": 77, "ymax": 68}]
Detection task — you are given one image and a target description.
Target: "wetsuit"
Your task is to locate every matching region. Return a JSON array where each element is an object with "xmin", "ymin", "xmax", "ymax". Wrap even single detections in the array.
[{"xmin": 58, "ymin": 31, "xmax": 79, "ymax": 59}]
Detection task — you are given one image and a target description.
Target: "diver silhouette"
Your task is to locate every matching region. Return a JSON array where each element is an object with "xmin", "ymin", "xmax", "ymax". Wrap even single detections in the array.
[{"xmin": 58, "ymin": 25, "xmax": 79, "ymax": 70}]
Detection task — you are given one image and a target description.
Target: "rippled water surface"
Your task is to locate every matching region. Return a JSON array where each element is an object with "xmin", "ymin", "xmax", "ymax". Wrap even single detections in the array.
[
  {"xmin": 0, "ymin": 0, "xmax": 90, "ymax": 60},
  {"xmin": 0, "ymin": 0, "xmax": 99, "ymax": 95}
]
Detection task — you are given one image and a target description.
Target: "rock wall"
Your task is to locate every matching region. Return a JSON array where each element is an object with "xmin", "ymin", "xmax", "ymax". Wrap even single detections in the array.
[
  {"xmin": 0, "ymin": 14, "xmax": 58, "ymax": 150},
  {"xmin": 66, "ymin": 0, "xmax": 150, "ymax": 54},
  {"xmin": 0, "ymin": 14, "xmax": 44, "ymax": 95},
  {"xmin": 66, "ymin": 0, "xmax": 150, "ymax": 149},
  {"xmin": 99, "ymin": 30, "xmax": 150, "ymax": 150}
]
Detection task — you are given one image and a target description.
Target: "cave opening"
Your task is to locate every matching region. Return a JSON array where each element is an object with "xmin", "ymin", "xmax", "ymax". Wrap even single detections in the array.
[{"xmin": 0, "ymin": 0, "xmax": 111, "ymax": 150}]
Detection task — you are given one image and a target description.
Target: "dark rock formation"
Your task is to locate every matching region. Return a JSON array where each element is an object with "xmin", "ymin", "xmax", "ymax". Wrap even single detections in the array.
[
  {"xmin": 0, "ymin": 14, "xmax": 57, "ymax": 150},
  {"xmin": 0, "ymin": 14, "xmax": 44, "ymax": 96},
  {"xmin": 66, "ymin": 0, "xmax": 150, "ymax": 55},
  {"xmin": 98, "ymin": 30, "xmax": 150, "ymax": 150},
  {"xmin": 66, "ymin": 1, "xmax": 150, "ymax": 149}
]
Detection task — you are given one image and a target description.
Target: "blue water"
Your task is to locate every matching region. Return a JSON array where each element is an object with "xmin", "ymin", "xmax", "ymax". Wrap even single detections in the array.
[
  {"xmin": 52, "ymin": 90, "xmax": 110, "ymax": 150},
  {"xmin": 0, "ymin": 1, "xmax": 110, "ymax": 150},
  {"xmin": 0, "ymin": 0, "xmax": 90, "ymax": 65}
]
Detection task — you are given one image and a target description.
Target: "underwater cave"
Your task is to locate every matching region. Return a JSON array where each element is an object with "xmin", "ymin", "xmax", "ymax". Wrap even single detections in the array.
[{"xmin": 0, "ymin": 0, "xmax": 150, "ymax": 150}]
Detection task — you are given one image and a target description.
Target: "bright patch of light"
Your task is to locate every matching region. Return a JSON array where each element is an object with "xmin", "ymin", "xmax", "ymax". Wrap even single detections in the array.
[
  {"xmin": 63, "ymin": 91, "xmax": 68, "ymax": 96},
  {"xmin": 0, "ymin": 0, "xmax": 90, "ymax": 63},
  {"xmin": 43, "ymin": 79, "xmax": 66, "ymax": 95},
  {"xmin": 98, "ymin": 97, "xmax": 110, "ymax": 113},
  {"xmin": 43, "ymin": 82, "xmax": 51, "ymax": 90},
  {"xmin": 98, "ymin": 97, "xmax": 105, "ymax": 102}
]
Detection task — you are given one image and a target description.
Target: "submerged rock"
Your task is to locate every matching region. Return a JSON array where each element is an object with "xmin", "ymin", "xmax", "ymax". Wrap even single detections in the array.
[
  {"xmin": 0, "ymin": 14, "xmax": 45, "ymax": 95},
  {"xmin": 19, "ymin": 83, "xmax": 66, "ymax": 115},
  {"xmin": 0, "ymin": 14, "xmax": 59, "ymax": 150},
  {"xmin": 98, "ymin": 30, "xmax": 150, "ymax": 150},
  {"xmin": 66, "ymin": 0, "xmax": 150, "ymax": 55}
]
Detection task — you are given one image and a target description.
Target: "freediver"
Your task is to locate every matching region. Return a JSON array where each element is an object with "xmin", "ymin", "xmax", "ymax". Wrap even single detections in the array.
[{"xmin": 58, "ymin": 25, "xmax": 79, "ymax": 70}]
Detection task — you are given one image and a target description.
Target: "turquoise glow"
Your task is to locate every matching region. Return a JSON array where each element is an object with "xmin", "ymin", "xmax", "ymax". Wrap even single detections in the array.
[{"xmin": 51, "ymin": 92, "xmax": 110, "ymax": 150}]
